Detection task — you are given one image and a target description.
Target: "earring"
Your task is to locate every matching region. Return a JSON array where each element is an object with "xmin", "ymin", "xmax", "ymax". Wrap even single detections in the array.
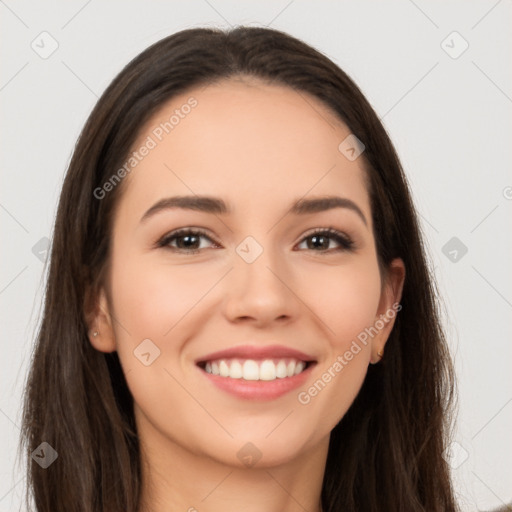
[
  {"xmin": 377, "ymin": 349, "xmax": 383, "ymax": 358},
  {"xmin": 93, "ymin": 331, "xmax": 99, "ymax": 337}
]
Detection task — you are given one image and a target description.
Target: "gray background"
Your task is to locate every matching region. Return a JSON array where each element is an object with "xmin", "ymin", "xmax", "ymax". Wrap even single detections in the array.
[{"xmin": 1, "ymin": 1, "xmax": 511, "ymax": 510}]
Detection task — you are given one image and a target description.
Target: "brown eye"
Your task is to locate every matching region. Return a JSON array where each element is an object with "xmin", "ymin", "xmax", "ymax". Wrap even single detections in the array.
[
  {"xmin": 158, "ymin": 229, "xmax": 219, "ymax": 254},
  {"xmin": 297, "ymin": 228, "xmax": 354, "ymax": 253},
  {"xmin": 156, "ymin": 227, "xmax": 354, "ymax": 255}
]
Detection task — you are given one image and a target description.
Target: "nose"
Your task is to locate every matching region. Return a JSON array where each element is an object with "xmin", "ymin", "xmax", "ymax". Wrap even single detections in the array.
[{"xmin": 222, "ymin": 240, "xmax": 300, "ymax": 327}]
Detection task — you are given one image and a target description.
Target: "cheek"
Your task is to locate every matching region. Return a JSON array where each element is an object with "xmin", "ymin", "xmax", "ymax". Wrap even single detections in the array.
[
  {"xmin": 107, "ymin": 250, "xmax": 225, "ymax": 409},
  {"xmin": 299, "ymin": 256, "xmax": 382, "ymax": 345},
  {"xmin": 292, "ymin": 258, "xmax": 381, "ymax": 427},
  {"xmin": 110, "ymin": 251, "xmax": 218, "ymax": 341},
  {"xmin": 106, "ymin": 253, "xmax": 211, "ymax": 440}
]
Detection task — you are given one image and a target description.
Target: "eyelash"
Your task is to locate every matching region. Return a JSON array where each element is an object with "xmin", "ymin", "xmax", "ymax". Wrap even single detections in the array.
[{"xmin": 156, "ymin": 227, "xmax": 355, "ymax": 255}]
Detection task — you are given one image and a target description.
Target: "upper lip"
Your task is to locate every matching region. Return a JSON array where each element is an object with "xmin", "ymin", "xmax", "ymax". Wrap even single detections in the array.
[{"xmin": 195, "ymin": 344, "xmax": 317, "ymax": 364}]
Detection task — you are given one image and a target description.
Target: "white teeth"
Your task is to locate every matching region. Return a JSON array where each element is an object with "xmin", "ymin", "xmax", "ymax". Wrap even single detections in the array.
[
  {"xmin": 202, "ymin": 358, "xmax": 309, "ymax": 381},
  {"xmin": 259, "ymin": 360, "xmax": 276, "ymax": 381},
  {"xmin": 229, "ymin": 360, "xmax": 243, "ymax": 379},
  {"xmin": 276, "ymin": 360, "xmax": 288, "ymax": 378},
  {"xmin": 219, "ymin": 360, "xmax": 230, "ymax": 377},
  {"xmin": 242, "ymin": 360, "xmax": 260, "ymax": 380},
  {"xmin": 294, "ymin": 361, "xmax": 305, "ymax": 375}
]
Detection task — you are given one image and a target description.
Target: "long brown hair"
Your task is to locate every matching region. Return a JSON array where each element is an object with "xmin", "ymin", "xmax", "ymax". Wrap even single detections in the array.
[{"xmin": 20, "ymin": 26, "xmax": 458, "ymax": 511}]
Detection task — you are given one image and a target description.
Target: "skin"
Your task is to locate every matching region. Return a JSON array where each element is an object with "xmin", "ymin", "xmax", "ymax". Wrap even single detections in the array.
[{"xmin": 88, "ymin": 77, "xmax": 405, "ymax": 512}]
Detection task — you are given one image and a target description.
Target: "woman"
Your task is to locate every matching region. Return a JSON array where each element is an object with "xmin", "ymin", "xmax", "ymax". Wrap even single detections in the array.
[{"xmin": 20, "ymin": 26, "xmax": 458, "ymax": 511}]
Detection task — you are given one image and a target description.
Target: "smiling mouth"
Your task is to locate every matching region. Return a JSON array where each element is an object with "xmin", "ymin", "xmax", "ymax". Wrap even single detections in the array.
[{"xmin": 196, "ymin": 358, "xmax": 314, "ymax": 381}]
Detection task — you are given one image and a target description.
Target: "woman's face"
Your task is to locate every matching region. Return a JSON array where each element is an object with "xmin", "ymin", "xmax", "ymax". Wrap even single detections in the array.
[{"xmin": 90, "ymin": 78, "xmax": 404, "ymax": 468}]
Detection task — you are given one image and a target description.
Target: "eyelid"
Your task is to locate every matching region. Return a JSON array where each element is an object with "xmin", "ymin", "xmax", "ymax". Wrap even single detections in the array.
[
  {"xmin": 296, "ymin": 226, "xmax": 355, "ymax": 251},
  {"xmin": 300, "ymin": 226, "xmax": 350, "ymax": 240},
  {"xmin": 156, "ymin": 226, "xmax": 355, "ymax": 253},
  {"xmin": 156, "ymin": 227, "xmax": 219, "ymax": 250}
]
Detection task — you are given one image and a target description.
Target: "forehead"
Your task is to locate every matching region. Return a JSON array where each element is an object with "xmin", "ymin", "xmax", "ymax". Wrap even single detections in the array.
[{"xmin": 114, "ymin": 78, "xmax": 371, "ymax": 226}]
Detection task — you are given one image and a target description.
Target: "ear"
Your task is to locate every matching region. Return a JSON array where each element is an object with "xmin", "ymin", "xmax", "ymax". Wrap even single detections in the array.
[
  {"xmin": 370, "ymin": 258, "xmax": 405, "ymax": 364},
  {"xmin": 84, "ymin": 284, "xmax": 117, "ymax": 353}
]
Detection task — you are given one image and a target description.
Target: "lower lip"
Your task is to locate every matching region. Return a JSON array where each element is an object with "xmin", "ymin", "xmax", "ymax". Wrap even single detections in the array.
[{"xmin": 197, "ymin": 363, "xmax": 316, "ymax": 400}]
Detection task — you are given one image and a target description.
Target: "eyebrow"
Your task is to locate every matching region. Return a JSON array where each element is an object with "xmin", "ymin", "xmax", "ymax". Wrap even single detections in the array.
[{"xmin": 140, "ymin": 194, "xmax": 368, "ymax": 226}]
